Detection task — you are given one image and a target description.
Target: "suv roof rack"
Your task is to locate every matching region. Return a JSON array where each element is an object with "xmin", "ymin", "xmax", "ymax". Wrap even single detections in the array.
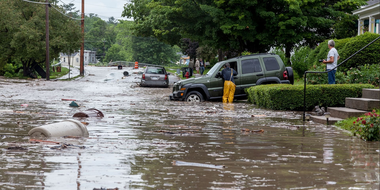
[{"xmin": 232, "ymin": 53, "xmax": 276, "ymax": 59}]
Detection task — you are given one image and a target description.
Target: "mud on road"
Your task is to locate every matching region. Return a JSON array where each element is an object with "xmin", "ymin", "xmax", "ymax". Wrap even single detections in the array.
[{"xmin": 0, "ymin": 66, "xmax": 379, "ymax": 189}]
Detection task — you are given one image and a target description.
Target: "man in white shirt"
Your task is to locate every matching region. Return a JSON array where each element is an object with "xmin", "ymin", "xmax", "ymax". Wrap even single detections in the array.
[{"xmin": 323, "ymin": 40, "xmax": 340, "ymax": 84}]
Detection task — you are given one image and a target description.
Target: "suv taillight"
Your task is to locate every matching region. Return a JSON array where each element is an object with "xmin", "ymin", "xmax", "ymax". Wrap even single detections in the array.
[
  {"xmin": 142, "ymin": 74, "xmax": 145, "ymax": 80},
  {"xmin": 165, "ymin": 75, "xmax": 168, "ymax": 80},
  {"xmin": 283, "ymin": 70, "xmax": 288, "ymax": 80}
]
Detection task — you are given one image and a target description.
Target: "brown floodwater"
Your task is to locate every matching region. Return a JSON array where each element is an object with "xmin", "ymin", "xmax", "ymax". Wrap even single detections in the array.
[{"xmin": 0, "ymin": 66, "xmax": 379, "ymax": 189}]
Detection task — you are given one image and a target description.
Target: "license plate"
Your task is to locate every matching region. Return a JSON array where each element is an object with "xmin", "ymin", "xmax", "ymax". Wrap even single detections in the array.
[{"xmin": 151, "ymin": 77, "xmax": 159, "ymax": 80}]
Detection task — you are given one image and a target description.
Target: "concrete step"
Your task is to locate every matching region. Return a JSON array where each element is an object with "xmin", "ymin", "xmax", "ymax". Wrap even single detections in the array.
[
  {"xmin": 310, "ymin": 115, "xmax": 342, "ymax": 125},
  {"xmin": 362, "ymin": 88, "xmax": 380, "ymax": 99},
  {"xmin": 327, "ymin": 107, "xmax": 367, "ymax": 119},
  {"xmin": 345, "ymin": 98, "xmax": 380, "ymax": 111}
]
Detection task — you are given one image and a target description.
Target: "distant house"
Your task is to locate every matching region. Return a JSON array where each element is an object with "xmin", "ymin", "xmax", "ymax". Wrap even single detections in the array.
[
  {"xmin": 353, "ymin": 0, "xmax": 380, "ymax": 35},
  {"xmin": 60, "ymin": 50, "xmax": 97, "ymax": 67}
]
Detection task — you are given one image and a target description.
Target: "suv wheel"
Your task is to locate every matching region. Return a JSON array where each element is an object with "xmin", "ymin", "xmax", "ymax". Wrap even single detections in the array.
[
  {"xmin": 285, "ymin": 67, "xmax": 294, "ymax": 85},
  {"xmin": 185, "ymin": 91, "xmax": 204, "ymax": 102}
]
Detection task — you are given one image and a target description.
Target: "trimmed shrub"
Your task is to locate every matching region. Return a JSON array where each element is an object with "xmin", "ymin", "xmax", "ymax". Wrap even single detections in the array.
[
  {"xmin": 338, "ymin": 33, "xmax": 380, "ymax": 72},
  {"xmin": 245, "ymin": 84, "xmax": 374, "ymax": 110}
]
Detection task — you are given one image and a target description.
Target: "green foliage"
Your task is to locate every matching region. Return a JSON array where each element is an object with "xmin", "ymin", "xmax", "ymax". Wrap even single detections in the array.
[
  {"xmin": 336, "ymin": 110, "xmax": 380, "ymax": 141},
  {"xmin": 245, "ymin": 84, "xmax": 374, "ymax": 110},
  {"xmin": 241, "ymin": 51, "xmax": 252, "ymax": 56},
  {"xmin": 196, "ymin": 45, "xmax": 217, "ymax": 63},
  {"xmin": 104, "ymin": 44, "xmax": 125, "ymax": 63},
  {"xmin": 332, "ymin": 14, "xmax": 358, "ymax": 39},
  {"xmin": 0, "ymin": 0, "xmax": 81, "ymax": 77},
  {"xmin": 122, "ymin": 0, "xmax": 365, "ymax": 56},
  {"xmin": 306, "ymin": 64, "xmax": 380, "ymax": 86},
  {"xmin": 345, "ymin": 64, "xmax": 380, "ymax": 86},
  {"xmin": 270, "ymin": 47, "xmax": 289, "ymax": 66},
  {"xmin": 4, "ymin": 64, "xmax": 16, "ymax": 78},
  {"xmin": 338, "ymin": 33, "xmax": 380, "ymax": 72},
  {"xmin": 291, "ymin": 46, "xmax": 311, "ymax": 77}
]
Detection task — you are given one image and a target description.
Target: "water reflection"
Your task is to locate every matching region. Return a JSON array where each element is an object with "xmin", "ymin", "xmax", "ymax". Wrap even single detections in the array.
[{"xmin": 0, "ymin": 69, "xmax": 379, "ymax": 189}]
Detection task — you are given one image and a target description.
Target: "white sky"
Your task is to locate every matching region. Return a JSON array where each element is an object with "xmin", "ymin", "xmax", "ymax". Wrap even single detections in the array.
[{"xmin": 58, "ymin": 0, "xmax": 130, "ymax": 20}]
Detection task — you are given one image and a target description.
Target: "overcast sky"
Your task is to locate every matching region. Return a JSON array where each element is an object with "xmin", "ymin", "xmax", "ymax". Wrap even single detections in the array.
[{"xmin": 59, "ymin": 0, "xmax": 130, "ymax": 20}]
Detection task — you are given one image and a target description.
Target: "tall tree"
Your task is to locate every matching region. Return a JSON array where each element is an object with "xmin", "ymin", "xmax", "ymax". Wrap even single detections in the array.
[
  {"xmin": 122, "ymin": 0, "xmax": 366, "ymax": 63},
  {"xmin": 0, "ymin": 0, "xmax": 81, "ymax": 77}
]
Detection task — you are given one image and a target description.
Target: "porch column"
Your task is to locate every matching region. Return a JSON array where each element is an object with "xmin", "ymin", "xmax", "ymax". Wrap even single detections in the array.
[
  {"xmin": 358, "ymin": 19, "xmax": 363, "ymax": 35},
  {"xmin": 369, "ymin": 17, "xmax": 374, "ymax": 33},
  {"xmin": 376, "ymin": 20, "xmax": 380, "ymax": 34}
]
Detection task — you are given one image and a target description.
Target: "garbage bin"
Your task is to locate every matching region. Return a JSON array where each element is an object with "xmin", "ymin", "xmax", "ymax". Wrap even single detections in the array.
[{"xmin": 28, "ymin": 119, "xmax": 89, "ymax": 138}]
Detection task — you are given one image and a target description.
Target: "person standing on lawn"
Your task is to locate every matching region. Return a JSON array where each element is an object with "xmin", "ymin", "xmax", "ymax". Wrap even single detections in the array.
[
  {"xmin": 221, "ymin": 63, "xmax": 237, "ymax": 103},
  {"xmin": 199, "ymin": 58, "xmax": 205, "ymax": 75},
  {"xmin": 323, "ymin": 40, "xmax": 340, "ymax": 84}
]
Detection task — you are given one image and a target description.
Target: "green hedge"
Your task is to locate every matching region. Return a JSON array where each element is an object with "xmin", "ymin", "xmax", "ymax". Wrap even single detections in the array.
[{"xmin": 245, "ymin": 84, "xmax": 375, "ymax": 110}]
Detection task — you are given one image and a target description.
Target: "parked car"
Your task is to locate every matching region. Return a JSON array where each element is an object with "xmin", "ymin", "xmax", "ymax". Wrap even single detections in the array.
[
  {"xmin": 169, "ymin": 53, "xmax": 294, "ymax": 102},
  {"xmin": 140, "ymin": 66, "xmax": 169, "ymax": 88}
]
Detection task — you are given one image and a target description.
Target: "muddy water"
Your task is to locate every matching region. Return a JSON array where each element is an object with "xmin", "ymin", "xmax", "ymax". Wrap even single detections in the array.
[{"xmin": 0, "ymin": 67, "xmax": 379, "ymax": 189}]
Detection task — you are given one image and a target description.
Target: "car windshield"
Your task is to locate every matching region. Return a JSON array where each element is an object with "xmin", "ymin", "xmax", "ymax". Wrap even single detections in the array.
[
  {"xmin": 206, "ymin": 62, "xmax": 224, "ymax": 76},
  {"xmin": 146, "ymin": 68, "xmax": 165, "ymax": 74}
]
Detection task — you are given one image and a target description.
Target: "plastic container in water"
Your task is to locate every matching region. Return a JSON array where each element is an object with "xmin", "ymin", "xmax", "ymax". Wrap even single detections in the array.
[{"xmin": 28, "ymin": 119, "xmax": 89, "ymax": 138}]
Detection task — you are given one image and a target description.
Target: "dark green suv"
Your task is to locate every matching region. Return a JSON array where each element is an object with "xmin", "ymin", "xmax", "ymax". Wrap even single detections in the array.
[{"xmin": 169, "ymin": 53, "xmax": 294, "ymax": 102}]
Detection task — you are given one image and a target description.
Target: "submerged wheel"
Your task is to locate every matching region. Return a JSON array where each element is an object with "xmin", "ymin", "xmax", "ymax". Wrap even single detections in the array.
[{"xmin": 185, "ymin": 91, "xmax": 204, "ymax": 102}]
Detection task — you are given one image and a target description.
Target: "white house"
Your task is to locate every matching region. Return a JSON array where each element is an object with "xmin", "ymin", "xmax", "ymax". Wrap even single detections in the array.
[
  {"xmin": 60, "ymin": 50, "xmax": 97, "ymax": 67},
  {"xmin": 352, "ymin": 0, "xmax": 380, "ymax": 35}
]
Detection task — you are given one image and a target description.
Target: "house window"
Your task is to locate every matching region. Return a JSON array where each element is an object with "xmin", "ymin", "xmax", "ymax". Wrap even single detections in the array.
[
  {"xmin": 76, "ymin": 58, "xmax": 79, "ymax": 62},
  {"xmin": 64, "ymin": 58, "xmax": 65, "ymax": 62}
]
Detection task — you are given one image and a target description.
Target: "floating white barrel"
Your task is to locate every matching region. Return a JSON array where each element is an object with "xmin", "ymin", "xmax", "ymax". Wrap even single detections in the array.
[{"xmin": 28, "ymin": 119, "xmax": 89, "ymax": 138}]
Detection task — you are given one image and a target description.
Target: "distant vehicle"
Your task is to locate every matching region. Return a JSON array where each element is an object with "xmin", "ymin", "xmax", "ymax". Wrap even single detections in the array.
[
  {"xmin": 140, "ymin": 66, "xmax": 169, "ymax": 88},
  {"xmin": 170, "ymin": 53, "xmax": 294, "ymax": 102}
]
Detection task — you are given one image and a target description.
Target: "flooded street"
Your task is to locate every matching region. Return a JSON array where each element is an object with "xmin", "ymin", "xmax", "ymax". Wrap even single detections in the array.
[{"xmin": 0, "ymin": 66, "xmax": 379, "ymax": 189}]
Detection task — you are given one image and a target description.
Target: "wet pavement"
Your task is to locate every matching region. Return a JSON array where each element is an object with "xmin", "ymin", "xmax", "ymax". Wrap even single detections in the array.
[{"xmin": 0, "ymin": 66, "xmax": 379, "ymax": 189}]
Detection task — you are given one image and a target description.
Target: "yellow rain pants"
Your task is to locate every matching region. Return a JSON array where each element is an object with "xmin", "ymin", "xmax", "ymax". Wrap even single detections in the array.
[{"xmin": 222, "ymin": 80, "xmax": 236, "ymax": 103}]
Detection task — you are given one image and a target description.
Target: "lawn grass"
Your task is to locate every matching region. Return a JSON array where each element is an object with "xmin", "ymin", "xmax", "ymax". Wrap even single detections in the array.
[{"xmin": 50, "ymin": 67, "xmax": 69, "ymax": 79}]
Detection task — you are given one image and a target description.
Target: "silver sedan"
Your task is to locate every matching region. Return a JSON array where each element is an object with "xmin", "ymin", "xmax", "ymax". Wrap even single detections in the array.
[{"xmin": 140, "ymin": 66, "xmax": 169, "ymax": 88}]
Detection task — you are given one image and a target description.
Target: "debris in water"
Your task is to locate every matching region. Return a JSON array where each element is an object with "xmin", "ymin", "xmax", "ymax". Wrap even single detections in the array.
[
  {"xmin": 241, "ymin": 128, "xmax": 265, "ymax": 133},
  {"xmin": 93, "ymin": 188, "xmax": 119, "ymax": 190},
  {"xmin": 173, "ymin": 160, "xmax": 225, "ymax": 169},
  {"xmin": 62, "ymin": 99, "xmax": 76, "ymax": 101},
  {"xmin": 21, "ymin": 104, "xmax": 28, "ymax": 107},
  {"xmin": 50, "ymin": 143, "xmax": 86, "ymax": 150},
  {"xmin": 7, "ymin": 146, "xmax": 27, "ymax": 151},
  {"xmin": 29, "ymin": 139, "xmax": 60, "ymax": 144},
  {"xmin": 69, "ymin": 101, "xmax": 79, "ymax": 107}
]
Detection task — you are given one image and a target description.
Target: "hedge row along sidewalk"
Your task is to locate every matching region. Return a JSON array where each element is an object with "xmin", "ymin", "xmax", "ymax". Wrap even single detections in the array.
[{"xmin": 245, "ymin": 84, "xmax": 375, "ymax": 111}]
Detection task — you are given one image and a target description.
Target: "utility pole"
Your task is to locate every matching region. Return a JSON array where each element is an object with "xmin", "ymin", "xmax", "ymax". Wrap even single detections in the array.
[
  {"xmin": 80, "ymin": 0, "xmax": 84, "ymax": 76},
  {"xmin": 45, "ymin": 0, "xmax": 50, "ymax": 80}
]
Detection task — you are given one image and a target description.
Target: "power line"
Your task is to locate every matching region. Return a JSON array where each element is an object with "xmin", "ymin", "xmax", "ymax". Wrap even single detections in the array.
[
  {"xmin": 22, "ymin": 0, "xmax": 49, "ymax": 4},
  {"xmin": 51, "ymin": 5, "xmax": 84, "ymax": 20}
]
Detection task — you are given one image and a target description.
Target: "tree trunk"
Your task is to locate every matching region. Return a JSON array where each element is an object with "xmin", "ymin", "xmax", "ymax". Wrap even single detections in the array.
[
  {"xmin": 285, "ymin": 44, "xmax": 292, "ymax": 66},
  {"xmin": 218, "ymin": 49, "xmax": 223, "ymax": 61}
]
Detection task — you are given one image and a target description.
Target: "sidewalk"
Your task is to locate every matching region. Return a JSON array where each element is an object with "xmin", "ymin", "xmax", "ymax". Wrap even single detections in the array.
[{"xmin": 57, "ymin": 66, "xmax": 88, "ymax": 80}]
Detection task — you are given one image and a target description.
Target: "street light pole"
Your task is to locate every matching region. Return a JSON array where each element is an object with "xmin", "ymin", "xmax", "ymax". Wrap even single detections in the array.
[
  {"xmin": 45, "ymin": 0, "xmax": 50, "ymax": 80},
  {"xmin": 80, "ymin": 0, "xmax": 84, "ymax": 76}
]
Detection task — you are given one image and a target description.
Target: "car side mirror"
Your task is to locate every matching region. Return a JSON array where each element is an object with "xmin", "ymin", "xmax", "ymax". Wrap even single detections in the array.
[{"xmin": 167, "ymin": 73, "xmax": 171, "ymax": 75}]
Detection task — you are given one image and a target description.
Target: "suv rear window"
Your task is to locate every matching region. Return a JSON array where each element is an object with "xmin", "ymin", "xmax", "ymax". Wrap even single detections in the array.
[
  {"xmin": 241, "ymin": 59, "xmax": 262, "ymax": 74},
  {"xmin": 263, "ymin": 57, "xmax": 280, "ymax": 71},
  {"xmin": 146, "ymin": 68, "xmax": 165, "ymax": 74}
]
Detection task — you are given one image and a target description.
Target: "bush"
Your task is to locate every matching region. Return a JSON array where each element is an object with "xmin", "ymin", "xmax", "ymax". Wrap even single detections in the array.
[
  {"xmin": 306, "ymin": 64, "xmax": 380, "ymax": 86},
  {"xmin": 338, "ymin": 33, "xmax": 380, "ymax": 72},
  {"xmin": 245, "ymin": 84, "xmax": 374, "ymax": 110},
  {"xmin": 290, "ymin": 46, "xmax": 311, "ymax": 77},
  {"xmin": 3, "ymin": 63, "xmax": 16, "ymax": 78},
  {"xmin": 336, "ymin": 110, "xmax": 380, "ymax": 141}
]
